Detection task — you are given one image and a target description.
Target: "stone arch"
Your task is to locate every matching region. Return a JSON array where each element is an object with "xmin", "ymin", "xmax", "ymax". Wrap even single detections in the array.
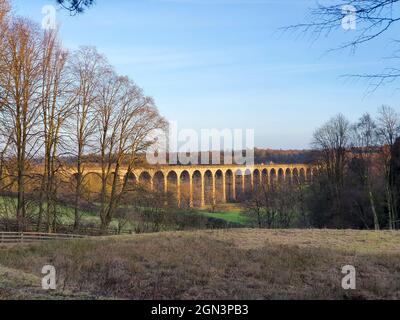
[
  {"xmin": 166, "ymin": 171, "xmax": 178, "ymax": 206},
  {"xmin": 215, "ymin": 169, "xmax": 224, "ymax": 203},
  {"xmin": 253, "ymin": 169, "xmax": 261, "ymax": 191},
  {"xmin": 244, "ymin": 169, "xmax": 252, "ymax": 197},
  {"xmin": 192, "ymin": 170, "xmax": 203, "ymax": 207},
  {"xmin": 125, "ymin": 172, "xmax": 137, "ymax": 192},
  {"xmin": 299, "ymin": 168, "xmax": 306, "ymax": 184},
  {"xmin": 261, "ymin": 169, "xmax": 268, "ymax": 190},
  {"xmin": 292, "ymin": 168, "xmax": 299, "ymax": 185},
  {"xmin": 235, "ymin": 169, "xmax": 244, "ymax": 201},
  {"xmin": 306, "ymin": 168, "xmax": 312, "ymax": 182},
  {"xmin": 204, "ymin": 170, "xmax": 214, "ymax": 205},
  {"xmin": 82, "ymin": 172, "xmax": 102, "ymax": 201},
  {"xmin": 278, "ymin": 168, "xmax": 285, "ymax": 184},
  {"xmin": 153, "ymin": 171, "xmax": 165, "ymax": 193},
  {"xmin": 139, "ymin": 171, "xmax": 152, "ymax": 189},
  {"xmin": 285, "ymin": 168, "xmax": 292, "ymax": 185},
  {"xmin": 225, "ymin": 169, "xmax": 234, "ymax": 202},
  {"xmin": 269, "ymin": 169, "xmax": 276, "ymax": 188},
  {"xmin": 180, "ymin": 170, "xmax": 191, "ymax": 208}
]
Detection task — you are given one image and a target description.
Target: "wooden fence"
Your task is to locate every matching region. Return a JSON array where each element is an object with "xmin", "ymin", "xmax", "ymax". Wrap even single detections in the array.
[
  {"xmin": 0, "ymin": 220, "xmax": 134, "ymax": 236},
  {"xmin": 0, "ymin": 232, "xmax": 88, "ymax": 244}
]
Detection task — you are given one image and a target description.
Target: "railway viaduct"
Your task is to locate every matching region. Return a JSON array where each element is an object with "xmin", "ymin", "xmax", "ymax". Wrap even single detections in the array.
[{"xmin": 67, "ymin": 164, "xmax": 312, "ymax": 207}]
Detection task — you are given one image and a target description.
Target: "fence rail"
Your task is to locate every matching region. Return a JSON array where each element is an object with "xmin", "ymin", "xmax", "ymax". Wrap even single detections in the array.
[
  {"xmin": 0, "ymin": 220, "xmax": 133, "ymax": 236},
  {"xmin": 0, "ymin": 232, "xmax": 88, "ymax": 244}
]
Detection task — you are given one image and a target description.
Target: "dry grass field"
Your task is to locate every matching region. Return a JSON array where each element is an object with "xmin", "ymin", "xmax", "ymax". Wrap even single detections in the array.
[{"xmin": 0, "ymin": 229, "xmax": 400, "ymax": 300}]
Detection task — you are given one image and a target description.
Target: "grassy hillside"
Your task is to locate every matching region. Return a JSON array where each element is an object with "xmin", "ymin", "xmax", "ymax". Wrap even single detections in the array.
[{"xmin": 1, "ymin": 229, "xmax": 400, "ymax": 300}]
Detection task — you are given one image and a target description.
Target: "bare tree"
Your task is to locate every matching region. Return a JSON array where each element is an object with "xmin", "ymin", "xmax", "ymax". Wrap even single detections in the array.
[
  {"xmin": 290, "ymin": 3, "xmax": 400, "ymax": 228},
  {"xmin": 376, "ymin": 105, "xmax": 400, "ymax": 229},
  {"xmin": 0, "ymin": 19, "xmax": 44, "ymax": 230},
  {"xmin": 244, "ymin": 184, "xmax": 275, "ymax": 228},
  {"xmin": 244, "ymin": 181, "xmax": 301, "ymax": 229},
  {"xmin": 95, "ymin": 68, "xmax": 125, "ymax": 230},
  {"xmin": 0, "ymin": 0, "xmax": 10, "ymax": 193},
  {"xmin": 0, "ymin": 135, "xmax": 11, "ymax": 191},
  {"xmin": 94, "ymin": 71, "xmax": 167, "ymax": 232},
  {"xmin": 37, "ymin": 29, "xmax": 72, "ymax": 232},
  {"xmin": 67, "ymin": 46, "xmax": 105, "ymax": 230},
  {"xmin": 312, "ymin": 114, "xmax": 351, "ymax": 222},
  {"xmin": 313, "ymin": 114, "xmax": 350, "ymax": 193},
  {"xmin": 350, "ymin": 113, "xmax": 380, "ymax": 230},
  {"xmin": 0, "ymin": 0, "xmax": 9, "ymax": 23},
  {"xmin": 0, "ymin": 3, "xmax": 168, "ymax": 234}
]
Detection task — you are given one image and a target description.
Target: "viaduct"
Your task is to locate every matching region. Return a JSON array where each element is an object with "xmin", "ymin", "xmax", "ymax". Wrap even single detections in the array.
[{"xmin": 68, "ymin": 164, "xmax": 312, "ymax": 208}]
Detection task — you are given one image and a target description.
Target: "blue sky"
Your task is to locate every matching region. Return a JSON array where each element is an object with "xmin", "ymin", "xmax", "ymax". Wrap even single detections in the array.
[{"xmin": 12, "ymin": 0, "xmax": 400, "ymax": 149}]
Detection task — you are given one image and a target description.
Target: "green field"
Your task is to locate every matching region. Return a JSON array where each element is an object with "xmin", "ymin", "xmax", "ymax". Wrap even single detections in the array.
[
  {"xmin": 194, "ymin": 203, "xmax": 252, "ymax": 225},
  {"xmin": 201, "ymin": 211, "xmax": 251, "ymax": 224}
]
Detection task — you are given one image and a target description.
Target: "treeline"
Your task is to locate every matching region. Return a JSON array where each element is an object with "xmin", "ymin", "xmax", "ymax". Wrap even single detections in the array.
[
  {"xmin": 245, "ymin": 107, "xmax": 400, "ymax": 230},
  {"xmin": 254, "ymin": 149, "xmax": 315, "ymax": 164},
  {"xmin": 148, "ymin": 150, "xmax": 315, "ymax": 166},
  {"xmin": 309, "ymin": 108, "xmax": 400, "ymax": 230},
  {"xmin": 0, "ymin": 0, "xmax": 166, "ymax": 232}
]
